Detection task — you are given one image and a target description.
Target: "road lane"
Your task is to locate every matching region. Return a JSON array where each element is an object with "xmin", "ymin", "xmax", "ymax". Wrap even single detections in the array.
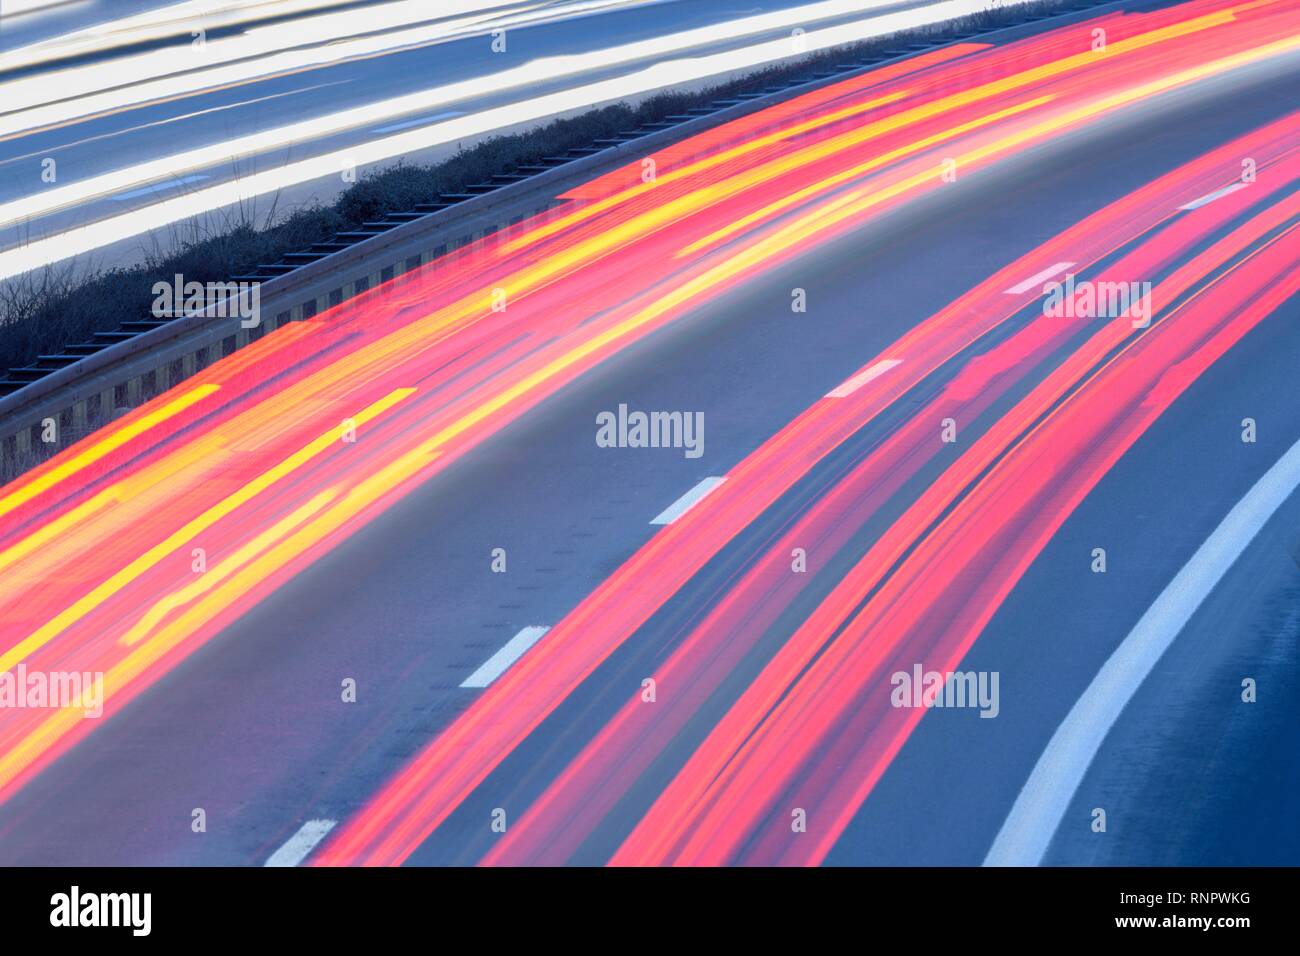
[{"xmin": 985, "ymin": 430, "xmax": 1300, "ymax": 866}]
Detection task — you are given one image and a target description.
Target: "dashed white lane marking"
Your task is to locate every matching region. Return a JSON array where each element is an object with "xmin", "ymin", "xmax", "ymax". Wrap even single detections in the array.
[
  {"xmin": 650, "ymin": 476, "xmax": 727, "ymax": 525},
  {"xmin": 1003, "ymin": 261, "xmax": 1076, "ymax": 295},
  {"xmin": 1179, "ymin": 181, "xmax": 1249, "ymax": 210},
  {"xmin": 374, "ymin": 110, "xmax": 466, "ymax": 133},
  {"xmin": 826, "ymin": 359, "xmax": 902, "ymax": 398},
  {"xmin": 461, "ymin": 625, "xmax": 551, "ymax": 689},
  {"xmin": 264, "ymin": 819, "xmax": 337, "ymax": 867},
  {"xmin": 109, "ymin": 174, "xmax": 209, "ymax": 201},
  {"xmin": 984, "ymin": 433, "xmax": 1300, "ymax": 867}
]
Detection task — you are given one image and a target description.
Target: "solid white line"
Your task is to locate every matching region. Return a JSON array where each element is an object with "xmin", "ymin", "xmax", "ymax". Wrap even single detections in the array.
[
  {"xmin": 984, "ymin": 433, "xmax": 1300, "ymax": 867},
  {"xmin": 1178, "ymin": 181, "xmax": 1249, "ymax": 210},
  {"xmin": 1003, "ymin": 261, "xmax": 1075, "ymax": 295},
  {"xmin": 826, "ymin": 359, "xmax": 902, "ymax": 398},
  {"xmin": 461, "ymin": 625, "xmax": 551, "ymax": 689},
  {"xmin": 264, "ymin": 819, "xmax": 337, "ymax": 867},
  {"xmin": 650, "ymin": 476, "xmax": 727, "ymax": 525}
]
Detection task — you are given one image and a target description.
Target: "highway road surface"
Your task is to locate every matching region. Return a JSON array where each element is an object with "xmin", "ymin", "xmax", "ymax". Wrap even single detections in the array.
[{"xmin": 0, "ymin": 0, "xmax": 1296, "ymax": 866}]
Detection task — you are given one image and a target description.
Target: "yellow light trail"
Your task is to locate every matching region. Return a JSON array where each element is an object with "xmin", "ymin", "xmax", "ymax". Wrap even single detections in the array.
[
  {"xmin": 0, "ymin": 383, "xmax": 219, "ymax": 522},
  {"xmin": 0, "ymin": 388, "xmax": 416, "ymax": 675}
]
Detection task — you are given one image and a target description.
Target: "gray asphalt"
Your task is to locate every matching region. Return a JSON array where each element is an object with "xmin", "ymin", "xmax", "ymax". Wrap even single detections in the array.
[{"xmin": 0, "ymin": 25, "xmax": 1295, "ymax": 866}]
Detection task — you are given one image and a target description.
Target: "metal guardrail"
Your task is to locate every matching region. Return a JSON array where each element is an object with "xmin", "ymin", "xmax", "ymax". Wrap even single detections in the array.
[{"xmin": 0, "ymin": 0, "xmax": 1116, "ymax": 478}]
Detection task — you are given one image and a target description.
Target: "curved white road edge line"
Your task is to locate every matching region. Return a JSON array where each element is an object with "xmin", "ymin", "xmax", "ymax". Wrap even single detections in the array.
[{"xmin": 983, "ymin": 433, "xmax": 1300, "ymax": 867}]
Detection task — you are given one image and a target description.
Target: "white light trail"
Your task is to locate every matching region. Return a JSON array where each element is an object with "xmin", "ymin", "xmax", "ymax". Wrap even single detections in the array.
[{"xmin": 0, "ymin": 1, "xmax": 1033, "ymax": 280}]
